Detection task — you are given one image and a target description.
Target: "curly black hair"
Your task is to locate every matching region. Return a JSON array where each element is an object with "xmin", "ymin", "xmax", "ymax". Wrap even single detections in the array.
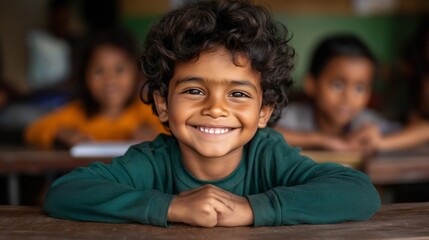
[
  {"xmin": 139, "ymin": 0, "xmax": 294, "ymax": 127},
  {"xmin": 309, "ymin": 34, "xmax": 376, "ymax": 79}
]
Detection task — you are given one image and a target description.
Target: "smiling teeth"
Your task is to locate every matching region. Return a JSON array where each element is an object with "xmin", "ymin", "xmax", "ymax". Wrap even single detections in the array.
[{"xmin": 197, "ymin": 126, "xmax": 230, "ymax": 134}]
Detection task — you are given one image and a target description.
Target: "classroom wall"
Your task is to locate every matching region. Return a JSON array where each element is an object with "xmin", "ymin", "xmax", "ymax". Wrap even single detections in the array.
[
  {"xmin": 280, "ymin": 15, "xmax": 421, "ymax": 89},
  {"xmin": 121, "ymin": 0, "xmax": 429, "ymax": 15},
  {"xmin": 0, "ymin": 0, "xmax": 82, "ymax": 92},
  {"xmin": 121, "ymin": 14, "xmax": 422, "ymax": 90},
  {"xmin": 120, "ymin": 0, "xmax": 428, "ymax": 90},
  {"xmin": 1, "ymin": 0, "xmax": 428, "ymax": 92},
  {"xmin": 0, "ymin": 0, "xmax": 48, "ymax": 91}
]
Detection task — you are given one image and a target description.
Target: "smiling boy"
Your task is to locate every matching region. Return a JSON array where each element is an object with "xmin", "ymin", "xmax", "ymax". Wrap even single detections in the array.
[{"xmin": 44, "ymin": 0, "xmax": 381, "ymax": 227}]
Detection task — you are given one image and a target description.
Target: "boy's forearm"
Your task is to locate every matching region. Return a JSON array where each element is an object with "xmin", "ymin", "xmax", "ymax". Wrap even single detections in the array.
[
  {"xmin": 248, "ymin": 182, "xmax": 380, "ymax": 226},
  {"xmin": 249, "ymin": 157, "xmax": 380, "ymax": 226},
  {"xmin": 379, "ymin": 123, "xmax": 429, "ymax": 151},
  {"xmin": 44, "ymin": 162, "xmax": 174, "ymax": 227}
]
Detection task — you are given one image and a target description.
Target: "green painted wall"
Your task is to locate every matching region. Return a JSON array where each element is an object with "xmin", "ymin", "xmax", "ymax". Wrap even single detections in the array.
[
  {"xmin": 279, "ymin": 15, "xmax": 420, "ymax": 88},
  {"xmin": 123, "ymin": 15, "xmax": 162, "ymax": 49},
  {"xmin": 122, "ymin": 14, "xmax": 421, "ymax": 90}
]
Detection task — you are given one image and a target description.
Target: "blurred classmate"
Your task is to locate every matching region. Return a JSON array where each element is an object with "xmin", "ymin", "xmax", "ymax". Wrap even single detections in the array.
[
  {"xmin": 27, "ymin": 0, "xmax": 78, "ymax": 98},
  {"xmin": 350, "ymin": 21, "xmax": 429, "ymax": 151},
  {"xmin": 350, "ymin": 77, "xmax": 429, "ymax": 152},
  {"xmin": 275, "ymin": 34, "xmax": 399, "ymax": 151},
  {"xmin": 0, "ymin": 0, "xmax": 79, "ymax": 133},
  {"xmin": 25, "ymin": 29, "xmax": 166, "ymax": 149}
]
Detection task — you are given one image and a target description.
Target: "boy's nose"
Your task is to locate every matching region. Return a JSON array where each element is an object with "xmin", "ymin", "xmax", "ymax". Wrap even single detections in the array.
[
  {"xmin": 102, "ymin": 72, "xmax": 115, "ymax": 85},
  {"xmin": 201, "ymin": 96, "xmax": 229, "ymax": 118},
  {"xmin": 342, "ymin": 88, "xmax": 354, "ymax": 104}
]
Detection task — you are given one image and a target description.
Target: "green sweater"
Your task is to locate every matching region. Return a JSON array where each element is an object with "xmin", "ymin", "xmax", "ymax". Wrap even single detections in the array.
[{"xmin": 44, "ymin": 128, "xmax": 380, "ymax": 227}]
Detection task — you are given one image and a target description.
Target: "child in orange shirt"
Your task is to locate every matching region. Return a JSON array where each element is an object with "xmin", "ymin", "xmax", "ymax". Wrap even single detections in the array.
[{"xmin": 25, "ymin": 29, "xmax": 166, "ymax": 149}]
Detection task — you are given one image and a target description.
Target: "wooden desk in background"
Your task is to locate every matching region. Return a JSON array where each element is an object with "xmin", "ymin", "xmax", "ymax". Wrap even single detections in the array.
[
  {"xmin": 1, "ymin": 202, "xmax": 428, "ymax": 240},
  {"xmin": 302, "ymin": 150, "xmax": 364, "ymax": 168},
  {"xmin": 1, "ymin": 147, "xmax": 428, "ymax": 205},
  {"xmin": 0, "ymin": 149, "xmax": 111, "ymax": 205},
  {"xmin": 366, "ymin": 146, "xmax": 429, "ymax": 186},
  {"xmin": 1, "ymin": 149, "xmax": 364, "ymax": 205},
  {"xmin": 303, "ymin": 148, "xmax": 429, "ymax": 186}
]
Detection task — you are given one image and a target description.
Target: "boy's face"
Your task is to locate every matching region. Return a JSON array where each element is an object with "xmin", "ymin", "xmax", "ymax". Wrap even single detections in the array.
[
  {"xmin": 309, "ymin": 56, "xmax": 373, "ymax": 129},
  {"xmin": 86, "ymin": 44, "xmax": 137, "ymax": 112},
  {"xmin": 154, "ymin": 47, "xmax": 273, "ymax": 161}
]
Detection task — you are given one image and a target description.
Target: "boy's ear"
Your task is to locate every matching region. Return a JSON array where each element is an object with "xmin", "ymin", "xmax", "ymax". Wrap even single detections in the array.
[
  {"xmin": 153, "ymin": 91, "xmax": 169, "ymax": 122},
  {"xmin": 304, "ymin": 74, "xmax": 316, "ymax": 97},
  {"xmin": 258, "ymin": 105, "xmax": 274, "ymax": 128}
]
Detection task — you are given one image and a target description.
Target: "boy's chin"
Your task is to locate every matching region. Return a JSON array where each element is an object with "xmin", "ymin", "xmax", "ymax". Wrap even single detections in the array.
[
  {"xmin": 191, "ymin": 144, "xmax": 243, "ymax": 160},
  {"xmin": 330, "ymin": 114, "xmax": 353, "ymax": 125},
  {"xmin": 197, "ymin": 149, "xmax": 238, "ymax": 159}
]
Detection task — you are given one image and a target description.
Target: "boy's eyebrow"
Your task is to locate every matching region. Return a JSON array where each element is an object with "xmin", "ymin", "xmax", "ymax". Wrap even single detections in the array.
[
  {"xmin": 174, "ymin": 77, "xmax": 203, "ymax": 86},
  {"xmin": 230, "ymin": 80, "xmax": 258, "ymax": 92},
  {"xmin": 175, "ymin": 77, "xmax": 258, "ymax": 92}
]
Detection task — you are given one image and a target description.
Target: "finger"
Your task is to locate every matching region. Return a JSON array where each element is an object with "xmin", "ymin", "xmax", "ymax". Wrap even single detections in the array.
[
  {"xmin": 186, "ymin": 185, "xmax": 236, "ymax": 210},
  {"xmin": 181, "ymin": 184, "xmax": 227, "ymax": 196},
  {"xmin": 177, "ymin": 184, "xmax": 215, "ymax": 196},
  {"xmin": 210, "ymin": 196, "xmax": 234, "ymax": 216},
  {"xmin": 347, "ymin": 127, "xmax": 368, "ymax": 141},
  {"xmin": 200, "ymin": 185, "xmax": 237, "ymax": 211}
]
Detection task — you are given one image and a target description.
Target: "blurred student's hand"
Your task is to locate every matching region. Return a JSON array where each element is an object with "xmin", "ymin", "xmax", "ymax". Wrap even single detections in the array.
[
  {"xmin": 320, "ymin": 135, "xmax": 361, "ymax": 152},
  {"xmin": 55, "ymin": 128, "xmax": 94, "ymax": 148},
  {"xmin": 167, "ymin": 184, "xmax": 253, "ymax": 227},
  {"xmin": 347, "ymin": 124, "xmax": 382, "ymax": 153}
]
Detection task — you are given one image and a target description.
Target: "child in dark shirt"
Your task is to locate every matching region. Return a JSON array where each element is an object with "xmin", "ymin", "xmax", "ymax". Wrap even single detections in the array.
[
  {"xmin": 352, "ymin": 21, "xmax": 429, "ymax": 151},
  {"xmin": 275, "ymin": 34, "xmax": 399, "ymax": 151},
  {"xmin": 44, "ymin": 0, "xmax": 380, "ymax": 227}
]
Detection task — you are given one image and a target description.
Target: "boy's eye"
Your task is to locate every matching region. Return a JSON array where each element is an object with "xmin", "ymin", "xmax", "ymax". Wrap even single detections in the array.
[
  {"xmin": 93, "ymin": 68, "xmax": 103, "ymax": 76},
  {"xmin": 116, "ymin": 66, "xmax": 125, "ymax": 74},
  {"xmin": 229, "ymin": 91, "xmax": 250, "ymax": 98},
  {"xmin": 330, "ymin": 80, "xmax": 344, "ymax": 91},
  {"xmin": 184, "ymin": 89, "xmax": 204, "ymax": 95},
  {"xmin": 354, "ymin": 84, "xmax": 367, "ymax": 94}
]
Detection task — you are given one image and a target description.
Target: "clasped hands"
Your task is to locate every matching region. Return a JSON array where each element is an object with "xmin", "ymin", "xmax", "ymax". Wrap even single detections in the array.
[
  {"xmin": 167, "ymin": 184, "xmax": 254, "ymax": 228},
  {"xmin": 323, "ymin": 123, "xmax": 382, "ymax": 153}
]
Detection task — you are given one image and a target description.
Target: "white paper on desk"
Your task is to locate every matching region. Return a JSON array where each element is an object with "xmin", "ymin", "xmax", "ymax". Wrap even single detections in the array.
[{"xmin": 70, "ymin": 141, "xmax": 138, "ymax": 157}]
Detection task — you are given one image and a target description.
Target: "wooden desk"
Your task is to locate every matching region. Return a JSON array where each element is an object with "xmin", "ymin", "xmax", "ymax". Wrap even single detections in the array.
[
  {"xmin": 2, "ymin": 147, "xmax": 428, "ymax": 205},
  {"xmin": 1, "ymin": 202, "xmax": 428, "ymax": 240},
  {"xmin": 301, "ymin": 150, "xmax": 364, "ymax": 168},
  {"xmin": 366, "ymin": 147, "xmax": 429, "ymax": 185},
  {"xmin": 302, "ymin": 147, "xmax": 429, "ymax": 186},
  {"xmin": 0, "ymin": 149, "xmax": 111, "ymax": 205},
  {"xmin": 0, "ymin": 149, "xmax": 111, "ymax": 174},
  {"xmin": 1, "ymin": 148, "xmax": 365, "ymax": 205}
]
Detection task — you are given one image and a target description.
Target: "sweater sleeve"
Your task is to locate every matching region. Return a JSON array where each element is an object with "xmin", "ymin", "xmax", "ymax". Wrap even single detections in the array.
[
  {"xmin": 25, "ymin": 102, "xmax": 80, "ymax": 149},
  {"xmin": 44, "ymin": 147, "xmax": 174, "ymax": 226},
  {"xmin": 247, "ymin": 143, "xmax": 381, "ymax": 226}
]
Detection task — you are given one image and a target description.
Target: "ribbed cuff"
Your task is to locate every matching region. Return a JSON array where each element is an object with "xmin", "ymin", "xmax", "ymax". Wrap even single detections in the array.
[
  {"xmin": 146, "ymin": 193, "xmax": 175, "ymax": 227},
  {"xmin": 247, "ymin": 191, "xmax": 278, "ymax": 226}
]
